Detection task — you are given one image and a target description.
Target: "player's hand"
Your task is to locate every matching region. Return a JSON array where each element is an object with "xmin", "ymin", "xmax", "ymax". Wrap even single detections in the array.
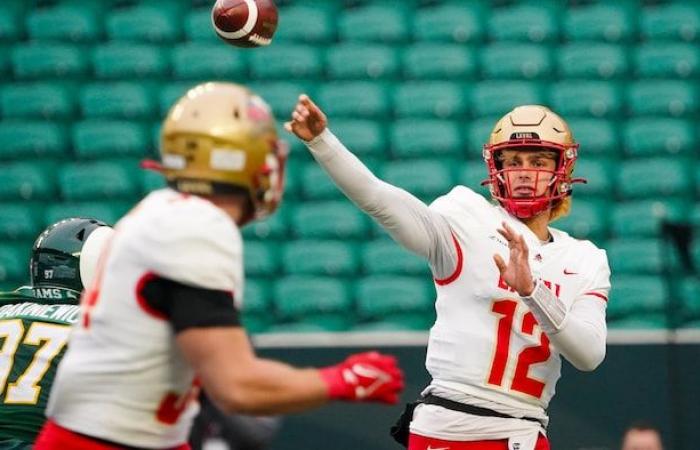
[
  {"xmin": 284, "ymin": 94, "xmax": 327, "ymax": 142},
  {"xmin": 493, "ymin": 221, "xmax": 536, "ymax": 296},
  {"xmin": 319, "ymin": 351, "xmax": 404, "ymax": 404}
]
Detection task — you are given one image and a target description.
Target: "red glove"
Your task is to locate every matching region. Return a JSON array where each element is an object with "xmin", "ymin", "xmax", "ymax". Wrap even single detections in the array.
[{"xmin": 319, "ymin": 351, "xmax": 405, "ymax": 404}]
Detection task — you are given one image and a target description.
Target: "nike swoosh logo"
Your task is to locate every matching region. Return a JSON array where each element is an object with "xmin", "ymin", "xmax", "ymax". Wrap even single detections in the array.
[{"xmin": 563, "ymin": 269, "xmax": 578, "ymax": 275}]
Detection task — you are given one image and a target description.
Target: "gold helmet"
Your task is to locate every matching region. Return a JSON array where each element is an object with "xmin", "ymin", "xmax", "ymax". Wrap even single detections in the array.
[
  {"xmin": 482, "ymin": 105, "xmax": 585, "ymax": 221},
  {"xmin": 153, "ymin": 82, "xmax": 288, "ymax": 224}
]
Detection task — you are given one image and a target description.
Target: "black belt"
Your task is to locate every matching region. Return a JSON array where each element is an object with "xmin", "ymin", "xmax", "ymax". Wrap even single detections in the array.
[{"xmin": 422, "ymin": 394, "xmax": 546, "ymax": 428}]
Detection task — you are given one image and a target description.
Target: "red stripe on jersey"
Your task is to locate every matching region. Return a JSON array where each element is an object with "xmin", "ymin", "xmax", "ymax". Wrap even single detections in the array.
[
  {"xmin": 136, "ymin": 272, "xmax": 168, "ymax": 320},
  {"xmin": 408, "ymin": 432, "xmax": 550, "ymax": 450},
  {"xmin": 434, "ymin": 233, "xmax": 463, "ymax": 286},
  {"xmin": 584, "ymin": 291, "xmax": 608, "ymax": 302}
]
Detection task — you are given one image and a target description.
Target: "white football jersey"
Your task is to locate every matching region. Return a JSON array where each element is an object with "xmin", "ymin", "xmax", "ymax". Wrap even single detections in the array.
[
  {"xmin": 47, "ymin": 188, "xmax": 244, "ymax": 448},
  {"xmin": 424, "ymin": 186, "xmax": 610, "ymax": 414}
]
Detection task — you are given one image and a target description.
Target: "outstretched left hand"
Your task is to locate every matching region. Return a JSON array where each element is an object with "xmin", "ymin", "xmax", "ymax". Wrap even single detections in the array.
[{"xmin": 493, "ymin": 221, "xmax": 536, "ymax": 296}]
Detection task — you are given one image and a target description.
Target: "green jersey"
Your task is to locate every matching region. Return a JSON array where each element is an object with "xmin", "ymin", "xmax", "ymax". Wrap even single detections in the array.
[{"xmin": 0, "ymin": 287, "xmax": 80, "ymax": 444}]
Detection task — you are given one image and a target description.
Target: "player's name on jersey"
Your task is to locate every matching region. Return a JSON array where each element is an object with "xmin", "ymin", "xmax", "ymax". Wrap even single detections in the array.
[{"xmin": 0, "ymin": 302, "xmax": 80, "ymax": 324}]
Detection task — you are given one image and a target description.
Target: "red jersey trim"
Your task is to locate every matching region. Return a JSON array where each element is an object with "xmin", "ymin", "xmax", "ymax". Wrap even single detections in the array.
[
  {"xmin": 434, "ymin": 233, "xmax": 463, "ymax": 286},
  {"xmin": 136, "ymin": 272, "xmax": 168, "ymax": 320},
  {"xmin": 584, "ymin": 291, "xmax": 608, "ymax": 302}
]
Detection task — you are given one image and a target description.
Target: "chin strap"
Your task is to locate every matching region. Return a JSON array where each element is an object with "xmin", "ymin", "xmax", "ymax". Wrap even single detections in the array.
[{"xmin": 521, "ymin": 279, "xmax": 568, "ymax": 334}]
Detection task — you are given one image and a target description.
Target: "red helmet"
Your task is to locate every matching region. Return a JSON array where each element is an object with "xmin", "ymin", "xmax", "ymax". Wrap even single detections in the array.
[{"xmin": 482, "ymin": 105, "xmax": 585, "ymax": 219}]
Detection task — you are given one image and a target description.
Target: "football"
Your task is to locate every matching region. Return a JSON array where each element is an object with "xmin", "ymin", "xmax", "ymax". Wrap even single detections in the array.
[{"xmin": 212, "ymin": 0, "xmax": 278, "ymax": 48}]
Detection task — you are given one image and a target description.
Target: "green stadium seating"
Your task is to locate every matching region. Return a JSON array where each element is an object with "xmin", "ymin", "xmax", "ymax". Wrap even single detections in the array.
[
  {"xmin": 617, "ymin": 158, "xmax": 693, "ymax": 199},
  {"xmin": 574, "ymin": 158, "xmax": 615, "ymax": 197},
  {"xmin": 634, "ymin": 44, "xmax": 700, "ymax": 78},
  {"xmin": 72, "ymin": 121, "xmax": 149, "ymax": 159},
  {"xmin": 11, "ymin": 44, "xmax": 88, "ymax": 79},
  {"xmin": 0, "ymin": 245, "xmax": 26, "ymax": 284},
  {"xmin": 557, "ymin": 44, "xmax": 628, "ymax": 79},
  {"xmin": 44, "ymin": 201, "xmax": 131, "ymax": 227},
  {"xmin": 338, "ymin": 5, "xmax": 409, "ymax": 43},
  {"xmin": 244, "ymin": 241, "xmax": 279, "ymax": 278},
  {"xmin": 141, "ymin": 169, "xmax": 166, "ymax": 194},
  {"xmin": 58, "ymin": 162, "xmax": 140, "ymax": 201},
  {"xmin": 317, "ymin": 82, "xmax": 391, "ymax": 118},
  {"xmin": 0, "ymin": 3, "xmax": 23, "ymax": 42},
  {"xmin": 394, "ymin": 82, "xmax": 467, "ymax": 119},
  {"xmin": 568, "ymin": 119, "xmax": 620, "ymax": 156},
  {"xmin": 0, "ymin": 121, "xmax": 68, "ymax": 160},
  {"xmin": 158, "ymin": 83, "xmax": 195, "ymax": 116},
  {"xmin": 241, "ymin": 279, "xmax": 272, "ymax": 333},
  {"xmin": 299, "ymin": 164, "xmax": 341, "ymax": 200},
  {"xmin": 471, "ymin": 81, "xmax": 544, "ymax": 117},
  {"xmin": 563, "ymin": 4, "xmax": 635, "ymax": 42},
  {"xmin": 172, "ymin": 43, "xmax": 247, "ymax": 80},
  {"xmin": 464, "ymin": 117, "xmax": 496, "ymax": 159},
  {"xmin": 0, "ymin": 163, "xmax": 55, "ymax": 201},
  {"xmin": 549, "ymin": 81, "xmax": 623, "ymax": 118},
  {"xmin": 627, "ymin": 81, "xmax": 698, "ymax": 117},
  {"xmin": 275, "ymin": 4, "xmax": 335, "ymax": 43},
  {"xmin": 249, "ymin": 81, "xmax": 312, "ymax": 118},
  {"xmin": 241, "ymin": 205, "xmax": 288, "ymax": 240},
  {"xmin": 355, "ymin": 275, "xmax": 434, "ymax": 329},
  {"xmin": 332, "ymin": 120, "xmax": 387, "ymax": 157},
  {"xmin": 0, "ymin": 205, "xmax": 40, "ymax": 240},
  {"xmin": 488, "ymin": 5, "xmax": 558, "ymax": 43},
  {"xmin": 290, "ymin": 201, "xmax": 370, "ymax": 240},
  {"xmin": 273, "ymin": 276, "xmax": 353, "ymax": 331},
  {"xmin": 607, "ymin": 275, "xmax": 667, "ymax": 319},
  {"xmin": 402, "ymin": 44, "xmax": 476, "ymax": 80},
  {"xmin": 611, "ymin": 199, "xmax": 687, "ymax": 238},
  {"xmin": 26, "ymin": 5, "xmax": 101, "ymax": 42},
  {"xmin": 623, "ymin": 118, "xmax": 695, "ymax": 156},
  {"xmin": 106, "ymin": 5, "xmax": 182, "ymax": 43},
  {"xmin": 412, "ymin": 4, "xmax": 484, "ymax": 43},
  {"xmin": 680, "ymin": 277, "xmax": 700, "ymax": 323},
  {"xmin": 326, "ymin": 44, "xmax": 399, "ymax": 80},
  {"xmin": 390, "ymin": 120, "xmax": 461, "ymax": 158},
  {"xmin": 554, "ymin": 199, "xmax": 609, "ymax": 241},
  {"xmin": 640, "ymin": 3, "xmax": 700, "ymax": 42},
  {"xmin": 607, "ymin": 238, "xmax": 665, "ymax": 275},
  {"xmin": 249, "ymin": 45, "xmax": 322, "ymax": 80},
  {"xmin": 93, "ymin": 44, "xmax": 170, "ymax": 80},
  {"xmin": 380, "ymin": 159, "xmax": 453, "ymax": 198},
  {"xmin": 282, "ymin": 240, "xmax": 358, "ymax": 276},
  {"xmin": 79, "ymin": 83, "xmax": 156, "ymax": 120},
  {"xmin": 183, "ymin": 8, "xmax": 218, "ymax": 42},
  {"xmin": 361, "ymin": 238, "xmax": 429, "ymax": 276},
  {"xmin": 480, "ymin": 44, "xmax": 552, "ymax": 79},
  {"xmin": 1, "ymin": 84, "xmax": 76, "ymax": 120},
  {"xmin": 454, "ymin": 161, "xmax": 491, "ymax": 198},
  {"xmin": 609, "ymin": 315, "xmax": 667, "ymax": 330}
]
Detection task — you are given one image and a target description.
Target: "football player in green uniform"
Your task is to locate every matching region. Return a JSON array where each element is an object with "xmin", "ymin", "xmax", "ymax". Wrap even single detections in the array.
[{"xmin": 0, "ymin": 218, "xmax": 112, "ymax": 450}]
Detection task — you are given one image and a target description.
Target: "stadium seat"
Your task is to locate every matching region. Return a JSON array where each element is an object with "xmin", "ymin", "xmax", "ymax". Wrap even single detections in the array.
[
  {"xmin": 106, "ymin": 5, "xmax": 182, "ymax": 43},
  {"xmin": 464, "ymin": 117, "xmax": 497, "ymax": 160},
  {"xmin": 244, "ymin": 241, "xmax": 279, "ymax": 278},
  {"xmin": 273, "ymin": 276, "xmax": 353, "ymax": 331},
  {"xmin": 680, "ymin": 277, "xmax": 700, "ymax": 323},
  {"xmin": 454, "ymin": 161, "xmax": 491, "ymax": 198},
  {"xmin": 331, "ymin": 120, "xmax": 387, "ymax": 157},
  {"xmin": 402, "ymin": 44, "xmax": 476, "ymax": 80},
  {"xmin": 567, "ymin": 119, "xmax": 620, "ymax": 156},
  {"xmin": 634, "ymin": 44, "xmax": 700, "ymax": 78},
  {"xmin": 44, "ymin": 201, "xmax": 131, "ymax": 227},
  {"xmin": 248, "ymin": 81, "xmax": 313, "ymax": 118},
  {"xmin": 93, "ymin": 44, "xmax": 170, "ymax": 80},
  {"xmin": 623, "ymin": 118, "xmax": 695, "ymax": 156},
  {"xmin": 158, "ymin": 83, "xmax": 196, "ymax": 116},
  {"xmin": 573, "ymin": 158, "xmax": 615, "ymax": 198},
  {"xmin": 563, "ymin": 4, "xmax": 635, "ymax": 42},
  {"xmin": 326, "ymin": 44, "xmax": 399, "ymax": 80},
  {"xmin": 607, "ymin": 275, "xmax": 667, "ymax": 319},
  {"xmin": 58, "ymin": 162, "xmax": 140, "ymax": 201},
  {"xmin": 390, "ymin": 119, "xmax": 462, "ymax": 158},
  {"xmin": 488, "ymin": 5, "xmax": 558, "ymax": 43},
  {"xmin": 11, "ymin": 44, "xmax": 88, "ymax": 79},
  {"xmin": 338, "ymin": 5, "xmax": 409, "ymax": 43},
  {"xmin": 72, "ymin": 120, "xmax": 149, "ymax": 159},
  {"xmin": 0, "ymin": 204, "xmax": 41, "ymax": 240},
  {"xmin": 480, "ymin": 44, "xmax": 552, "ymax": 79},
  {"xmin": 300, "ymin": 164, "xmax": 342, "ymax": 200},
  {"xmin": 241, "ymin": 279, "xmax": 273, "ymax": 333},
  {"xmin": 275, "ymin": 4, "xmax": 335, "ymax": 43},
  {"xmin": 412, "ymin": 3, "xmax": 484, "ymax": 43},
  {"xmin": 0, "ymin": 163, "xmax": 55, "ymax": 201},
  {"xmin": 554, "ymin": 199, "xmax": 609, "ymax": 241},
  {"xmin": 380, "ymin": 159, "xmax": 454, "ymax": 198},
  {"xmin": 26, "ymin": 5, "xmax": 101, "ymax": 42},
  {"xmin": 183, "ymin": 8, "xmax": 218, "ymax": 42},
  {"xmin": 0, "ymin": 3, "xmax": 23, "ymax": 42},
  {"xmin": 249, "ymin": 44, "xmax": 322, "ymax": 80},
  {"xmin": 394, "ymin": 82, "xmax": 468, "ymax": 119},
  {"xmin": 611, "ymin": 199, "xmax": 687, "ymax": 238},
  {"xmin": 608, "ymin": 315, "xmax": 667, "ymax": 330},
  {"xmin": 317, "ymin": 82, "xmax": 391, "ymax": 119},
  {"xmin": 617, "ymin": 158, "xmax": 693, "ymax": 199},
  {"xmin": 172, "ymin": 43, "xmax": 247, "ymax": 80},
  {"xmin": 290, "ymin": 201, "xmax": 370, "ymax": 240},
  {"xmin": 282, "ymin": 240, "xmax": 358, "ymax": 276},
  {"xmin": 627, "ymin": 81, "xmax": 698, "ymax": 117},
  {"xmin": 79, "ymin": 83, "xmax": 156, "ymax": 120},
  {"xmin": 355, "ymin": 275, "xmax": 434, "ymax": 329},
  {"xmin": 1, "ymin": 83, "xmax": 76, "ymax": 120},
  {"xmin": 241, "ymin": 205, "xmax": 288, "ymax": 240},
  {"xmin": 607, "ymin": 238, "xmax": 665, "ymax": 275},
  {"xmin": 640, "ymin": 3, "xmax": 700, "ymax": 42},
  {"xmin": 471, "ymin": 81, "xmax": 544, "ymax": 117},
  {"xmin": 141, "ymin": 169, "xmax": 166, "ymax": 194},
  {"xmin": 361, "ymin": 238, "xmax": 429, "ymax": 276},
  {"xmin": 557, "ymin": 44, "xmax": 628, "ymax": 79},
  {"xmin": 0, "ymin": 245, "xmax": 27, "ymax": 284},
  {"xmin": 549, "ymin": 81, "xmax": 623, "ymax": 118},
  {"xmin": 0, "ymin": 121, "xmax": 68, "ymax": 160}
]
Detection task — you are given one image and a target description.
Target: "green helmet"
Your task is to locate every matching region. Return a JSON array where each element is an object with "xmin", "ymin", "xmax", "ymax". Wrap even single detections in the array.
[{"xmin": 30, "ymin": 218, "xmax": 113, "ymax": 295}]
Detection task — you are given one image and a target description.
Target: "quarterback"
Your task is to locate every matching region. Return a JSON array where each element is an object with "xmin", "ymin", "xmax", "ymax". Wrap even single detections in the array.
[
  {"xmin": 0, "ymin": 218, "xmax": 112, "ymax": 450},
  {"xmin": 35, "ymin": 83, "xmax": 404, "ymax": 450},
  {"xmin": 287, "ymin": 96, "xmax": 610, "ymax": 450}
]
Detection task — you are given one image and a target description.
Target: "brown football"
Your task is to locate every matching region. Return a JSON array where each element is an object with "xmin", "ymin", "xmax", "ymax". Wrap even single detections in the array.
[{"xmin": 212, "ymin": 0, "xmax": 278, "ymax": 48}]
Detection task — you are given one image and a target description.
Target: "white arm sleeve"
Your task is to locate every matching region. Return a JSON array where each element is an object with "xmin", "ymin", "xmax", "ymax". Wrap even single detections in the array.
[{"xmin": 304, "ymin": 128, "xmax": 456, "ymax": 278}]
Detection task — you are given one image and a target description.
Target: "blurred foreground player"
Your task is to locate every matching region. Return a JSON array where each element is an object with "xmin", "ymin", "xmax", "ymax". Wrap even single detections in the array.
[
  {"xmin": 36, "ymin": 82, "xmax": 404, "ymax": 450},
  {"xmin": 287, "ymin": 96, "xmax": 611, "ymax": 450},
  {"xmin": 0, "ymin": 218, "xmax": 112, "ymax": 450}
]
